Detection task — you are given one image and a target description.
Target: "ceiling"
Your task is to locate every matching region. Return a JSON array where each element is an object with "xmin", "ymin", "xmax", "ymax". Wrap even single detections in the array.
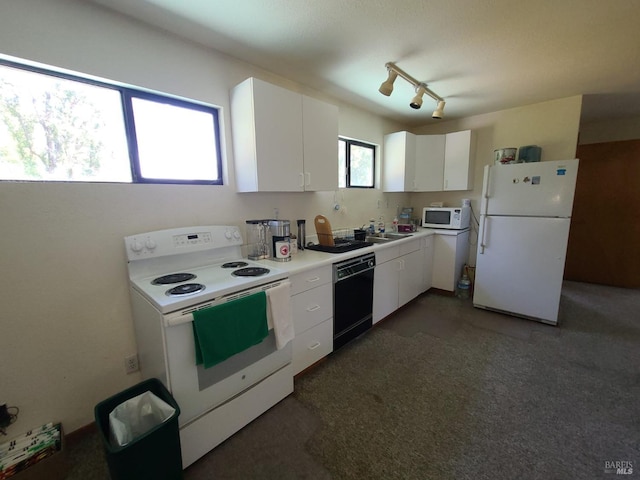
[{"xmin": 88, "ymin": 0, "xmax": 640, "ymax": 126}]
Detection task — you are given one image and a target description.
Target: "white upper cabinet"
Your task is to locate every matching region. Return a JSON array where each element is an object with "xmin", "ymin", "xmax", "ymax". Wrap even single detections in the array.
[
  {"xmin": 415, "ymin": 134, "xmax": 445, "ymax": 192},
  {"xmin": 443, "ymin": 129, "xmax": 475, "ymax": 191},
  {"xmin": 230, "ymin": 77, "xmax": 338, "ymax": 192},
  {"xmin": 382, "ymin": 131, "xmax": 416, "ymax": 192},
  {"xmin": 383, "ymin": 129, "xmax": 474, "ymax": 192},
  {"xmin": 302, "ymin": 95, "xmax": 339, "ymax": 191}
]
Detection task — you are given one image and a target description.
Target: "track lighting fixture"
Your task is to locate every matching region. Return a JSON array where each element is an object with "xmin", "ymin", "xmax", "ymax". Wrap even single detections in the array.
[
  {"xmin": 379, "ymin": 62, "xmax": 445, "ymax": 118},
  {"xmin": 432, "ymin": 100, "xmax": 446, "ymax": 119},
  {"xmin": 378, "ymin": 69, "xmax": 397, "ymax": 96},
  {"xmin": 410, "ymin": 86, "xmax": 426, "ymax": 109}
]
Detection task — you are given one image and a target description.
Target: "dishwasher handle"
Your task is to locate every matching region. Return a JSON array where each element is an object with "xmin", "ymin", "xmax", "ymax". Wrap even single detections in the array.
[{"xmin": 334, "ymin": 255, "xmax": 376, "ymax": 282}]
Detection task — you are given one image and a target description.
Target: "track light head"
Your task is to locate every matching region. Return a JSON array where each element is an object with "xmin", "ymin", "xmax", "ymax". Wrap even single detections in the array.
[
  {"xmin": 410, "ymin": 86, "xmax": 426, "ymax": 110},
  {"xmin": 379, "ymin": 62, "xmax": 445, "ymax": 114},
  {"xmin": 378, "ymin": 69, "xmax": 397, "ymax": 96},
  {"xmin": 432, "ymin": 100, "xmax": 446, "ymax": 119}
]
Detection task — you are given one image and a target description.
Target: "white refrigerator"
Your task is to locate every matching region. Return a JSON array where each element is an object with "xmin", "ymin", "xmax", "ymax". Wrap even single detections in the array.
[{"xmin": 473, "ymin": 159, "xmax": 579, "ymax": 325}]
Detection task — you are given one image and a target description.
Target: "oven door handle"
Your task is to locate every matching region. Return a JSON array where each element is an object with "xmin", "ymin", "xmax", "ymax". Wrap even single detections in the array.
[{"xmin": 164, "ymin": 313, "xmax": 194, "ymax": 327}]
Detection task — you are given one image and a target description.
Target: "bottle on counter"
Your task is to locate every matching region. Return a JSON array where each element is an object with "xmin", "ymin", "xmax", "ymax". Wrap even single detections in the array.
[
  {"xmin": 368, "ymin": 219, "xmax": 376, "ymax": 235},
  {"xmin": 378, "ymin": 216, "xmax": 385, "ymax": 233},
  {"xmin": 297, "ymin": 219, "xmax": 306, "ymax": 250}
]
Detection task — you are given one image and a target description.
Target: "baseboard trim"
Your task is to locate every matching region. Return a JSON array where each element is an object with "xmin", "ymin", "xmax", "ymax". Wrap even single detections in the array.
[{"xmin": 66, "ymin": 421, "xmax": 97, "ymax": 446}]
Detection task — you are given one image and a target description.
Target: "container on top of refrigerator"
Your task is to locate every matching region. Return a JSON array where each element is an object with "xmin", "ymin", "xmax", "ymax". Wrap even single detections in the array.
[
  {"xmin": 518, "ymin": 145, "xmax": 542, "ymax": 163},
  {"xmin": 494, "ymin": 148, "xmax": 518, "ymax": 165}
]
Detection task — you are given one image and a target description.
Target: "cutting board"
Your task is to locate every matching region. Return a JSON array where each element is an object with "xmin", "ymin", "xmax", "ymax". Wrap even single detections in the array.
[{"xmin": 314, "ymin": 215, "xmax": 335, "ymax": 246}]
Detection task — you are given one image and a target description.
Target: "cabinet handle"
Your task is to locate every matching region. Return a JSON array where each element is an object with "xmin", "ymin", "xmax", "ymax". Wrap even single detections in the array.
[
  {"xmin": 308, "ymin": 341, "xmax": 321, "ymax": 350},
  {"xmin": 299, "ymin": 172, "xmax": 304, "ymax": 187},
  {"xmin": 306, "ymin": 304, "xmax": 321, "ymax": 312},
  {"xmin": 306, "ymin": 276, "xmax": 320, "ymax": 283},
  {"xmin": 305, "ymin": 172, "xmax": 311, "ymax": 186}
]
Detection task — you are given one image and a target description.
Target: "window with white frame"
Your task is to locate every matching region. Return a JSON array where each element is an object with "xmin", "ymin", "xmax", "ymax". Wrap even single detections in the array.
[
  {"xmin": 338, "ymin": 137, "xmax": 375, "ymax": 188},
  {"xmin": 0, "ymin": 58, "xmax": 223, "ymax": 184}
]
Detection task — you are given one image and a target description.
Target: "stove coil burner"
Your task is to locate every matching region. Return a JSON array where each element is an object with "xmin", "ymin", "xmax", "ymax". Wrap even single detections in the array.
[
  {"xmin": 221, "ymin": 261, "xmax": 249, "ymax": 269},
  {"xmin": 165, "ymin": 283, "xmax": 206, "ymax": 296},
  {"xmin": 152, "ymin": 273, "xmax": 196, "ymax": 285},
  {"xmin": 232, "ymin": 267, "xmax": 270, "ymax": 277}
]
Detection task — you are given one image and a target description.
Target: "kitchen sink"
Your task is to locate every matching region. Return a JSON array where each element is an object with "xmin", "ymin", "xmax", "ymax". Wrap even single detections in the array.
[{"xmin": 365, "ymin": 232, "xmax": 413, "ymax": 243}]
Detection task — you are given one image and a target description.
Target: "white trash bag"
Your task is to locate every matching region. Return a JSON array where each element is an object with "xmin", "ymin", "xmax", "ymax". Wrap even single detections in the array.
[{"xmin": 108, "ymin": 390, "xmax": 176, "ymax": 447}]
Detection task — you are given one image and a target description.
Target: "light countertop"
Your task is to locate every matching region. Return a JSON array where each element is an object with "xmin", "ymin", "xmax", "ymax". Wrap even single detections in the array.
[{"xmin": 252, "ymin": 228, "xmax": 437, "ymax": 276}]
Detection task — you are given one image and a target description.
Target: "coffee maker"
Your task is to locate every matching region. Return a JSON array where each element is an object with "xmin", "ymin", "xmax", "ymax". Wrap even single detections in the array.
[{"xmin": 268, "ymin": 219, "xmax": 291, "ymax": 262}]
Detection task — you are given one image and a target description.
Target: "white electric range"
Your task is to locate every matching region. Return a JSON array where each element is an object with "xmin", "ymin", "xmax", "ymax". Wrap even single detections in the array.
[{"xmin": 124, "ymin": 225, "xmax": 293, "ymax": 468}]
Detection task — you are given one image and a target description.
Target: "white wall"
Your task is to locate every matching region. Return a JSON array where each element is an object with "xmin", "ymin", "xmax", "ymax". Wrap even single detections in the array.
[
  {"xmin": 410, "ymin": 96, "xmax": 583, "ymax": 267},
  {"xmin": 0, "ymin": 0, "xmax": 409, "ymax": 433}
]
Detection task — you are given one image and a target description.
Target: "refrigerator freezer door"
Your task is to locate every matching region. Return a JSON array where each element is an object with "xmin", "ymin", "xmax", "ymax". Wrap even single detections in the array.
[
  {"xmin": 473, "ymin": 215, "xmax": 571, "ymax": 324},
  {"xmin": 481, "ymin": 159, "xmax": 579, "ymax": 217}
]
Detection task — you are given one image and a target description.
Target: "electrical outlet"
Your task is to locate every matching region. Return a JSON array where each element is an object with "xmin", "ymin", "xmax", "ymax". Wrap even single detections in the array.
[{"xmin": 124, "ymin": 354, "xmax": 139, "ymax": 374}]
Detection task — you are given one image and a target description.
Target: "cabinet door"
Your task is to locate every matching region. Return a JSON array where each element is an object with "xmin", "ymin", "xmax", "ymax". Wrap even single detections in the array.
[
  {"xmin": 432, "ymin": 234, "xmax": 456, "ymax": 291},
  {"xmin": 398, "ymin": 249, "xmax": 423, "ymax": 307},
  {"xmin": 302, "ymin": 96, "xmax": 339, "ymax": 191},
  {"xmin": 383, "ymin": 131, "xmax": 416, "ymax": 192},
  {"xmin": 421, "ymin": 235, "xmax": 434, "ymax": 291},
  {"xmin": 415, "ymin": 134, "xmax": 445, "ymax": 191},
  {"xmin": 231, "ymin": 78, "xmax": 304, "ymax": 192},
  {"xmin": 443, "ymin": 130, "xmax": 473, "ymax": 191},
  {"xmin": 373, "ymin": 259, "xmax": 399, "ymax": 323},
  {"xmin": 453, "ymin": 229, "xmax": 470, "ymax": 287}
]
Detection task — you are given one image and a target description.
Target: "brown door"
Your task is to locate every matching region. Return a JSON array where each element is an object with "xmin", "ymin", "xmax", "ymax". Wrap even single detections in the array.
[{"xmin": 564, "ymin": 139, "xmax": 640, "ymax": 288}]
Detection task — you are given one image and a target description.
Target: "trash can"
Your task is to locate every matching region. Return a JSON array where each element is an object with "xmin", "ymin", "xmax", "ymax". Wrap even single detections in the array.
[{"xmin": 94, "ymin": 378, "xmax": 182, "ymax": 480}]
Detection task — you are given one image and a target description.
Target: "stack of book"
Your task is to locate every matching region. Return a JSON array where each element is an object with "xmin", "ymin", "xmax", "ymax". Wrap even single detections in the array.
[{"xmin": 0, "ymin": 423, "xmax": 62, "ymax": 479}]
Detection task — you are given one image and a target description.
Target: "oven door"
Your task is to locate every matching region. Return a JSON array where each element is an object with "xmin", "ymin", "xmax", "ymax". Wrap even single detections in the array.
[{"xmin": 163, "ymin": 290, "xmax": 292, "ymax": 426}]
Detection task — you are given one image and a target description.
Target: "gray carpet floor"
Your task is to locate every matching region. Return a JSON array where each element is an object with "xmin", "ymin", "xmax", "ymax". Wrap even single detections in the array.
[{"xmin": 66, "ymin": 281, "xmax": 640, "ymax": 479}]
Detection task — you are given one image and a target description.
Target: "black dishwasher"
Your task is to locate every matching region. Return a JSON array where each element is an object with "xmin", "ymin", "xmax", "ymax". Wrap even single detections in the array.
[{"xmin": 333, "ymin": 253, "xmax": 375, "ymax": 351}]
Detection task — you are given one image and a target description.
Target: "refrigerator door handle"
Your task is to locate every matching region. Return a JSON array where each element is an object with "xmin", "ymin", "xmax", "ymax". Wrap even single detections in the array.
[
  {"xmin": 479, "ymin": 215, "xmax": 488, "ymax": 254},
  {"xmin": 481, "ymin": 165, "xmax": 491, "ymax": 216}
]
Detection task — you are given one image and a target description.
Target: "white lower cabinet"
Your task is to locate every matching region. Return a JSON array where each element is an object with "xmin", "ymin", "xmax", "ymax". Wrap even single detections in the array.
[
  {"xmin": 421, "ymin": 235, "xmax": 435, "ymax": 291},
  {"xmin": 373, "ymin": 238, "xmax": 426, "ymax": 323},
  {"xmin": 290, "ymin": 265, "xmax": 333, "ymax": 374},
  {"xmin": 373, "ymin": 257, "xmax": 399, "ymax": 324},
  {"xmin": 292, "ymin": 318, "xmax": 332, "ymax": 375},
  {"xmin": 432, "ymin": 229, "xmax": 470, "ymax": 292},
  {"xmin": 398, "ymin": 247, "xmax": 423, "ymax": 307}
]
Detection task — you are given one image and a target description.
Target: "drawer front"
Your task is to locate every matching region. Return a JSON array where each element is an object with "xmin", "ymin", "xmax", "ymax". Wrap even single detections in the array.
[
  {"xmin": 375, "ymin": 244, "xmax": 400, "ymax": 264},
  {"xmin": 399, "ymin": 238, "xmax": 421, "ymax": 256},
  {"xmin": 292, "ymin": 282, "xmax": 332, "ymax": 333},
  {"xmin": 292, "ymin": 318, "xmax": 333, "ymax": 375},
  {"xmin": 290, "ymin": 265, "xmax": 332, "ymax": 296}
]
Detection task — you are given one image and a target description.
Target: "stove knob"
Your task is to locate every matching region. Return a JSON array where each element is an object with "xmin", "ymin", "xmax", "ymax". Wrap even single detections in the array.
[
  {"xmin": 224, "ymin": 230, "xmax": 232, "ymax": 239},
  {"xmin": 130, "ymin": 239, "xmax": 144, "ymax": 253},
  {"xmin": 233, "ymin": 230, "xmax": 241, "ymax": 240},
  {"xmin": 145, "ymin": 238, "xmax": 157, "ymax": 250}
]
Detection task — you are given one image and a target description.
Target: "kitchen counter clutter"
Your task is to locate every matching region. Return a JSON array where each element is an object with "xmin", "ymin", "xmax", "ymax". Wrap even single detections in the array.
[{"xmin": 255, "ymin": 228, "xmax": 435, "ymax": 275}]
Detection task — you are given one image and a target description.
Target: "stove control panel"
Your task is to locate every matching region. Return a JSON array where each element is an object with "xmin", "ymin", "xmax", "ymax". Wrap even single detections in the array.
[
  {"xmin": 125, "ymin": 225, "xmax": 243, "ymax": 260},
  {"xmin": 173, "ymin": 231, "xmax": 213, "ymax": 247}
]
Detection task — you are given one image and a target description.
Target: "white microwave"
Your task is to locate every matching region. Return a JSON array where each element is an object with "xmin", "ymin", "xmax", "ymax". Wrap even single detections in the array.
[{"xmin": 422, "ymin": 206, "xmax": 471, "ymax": 230}]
